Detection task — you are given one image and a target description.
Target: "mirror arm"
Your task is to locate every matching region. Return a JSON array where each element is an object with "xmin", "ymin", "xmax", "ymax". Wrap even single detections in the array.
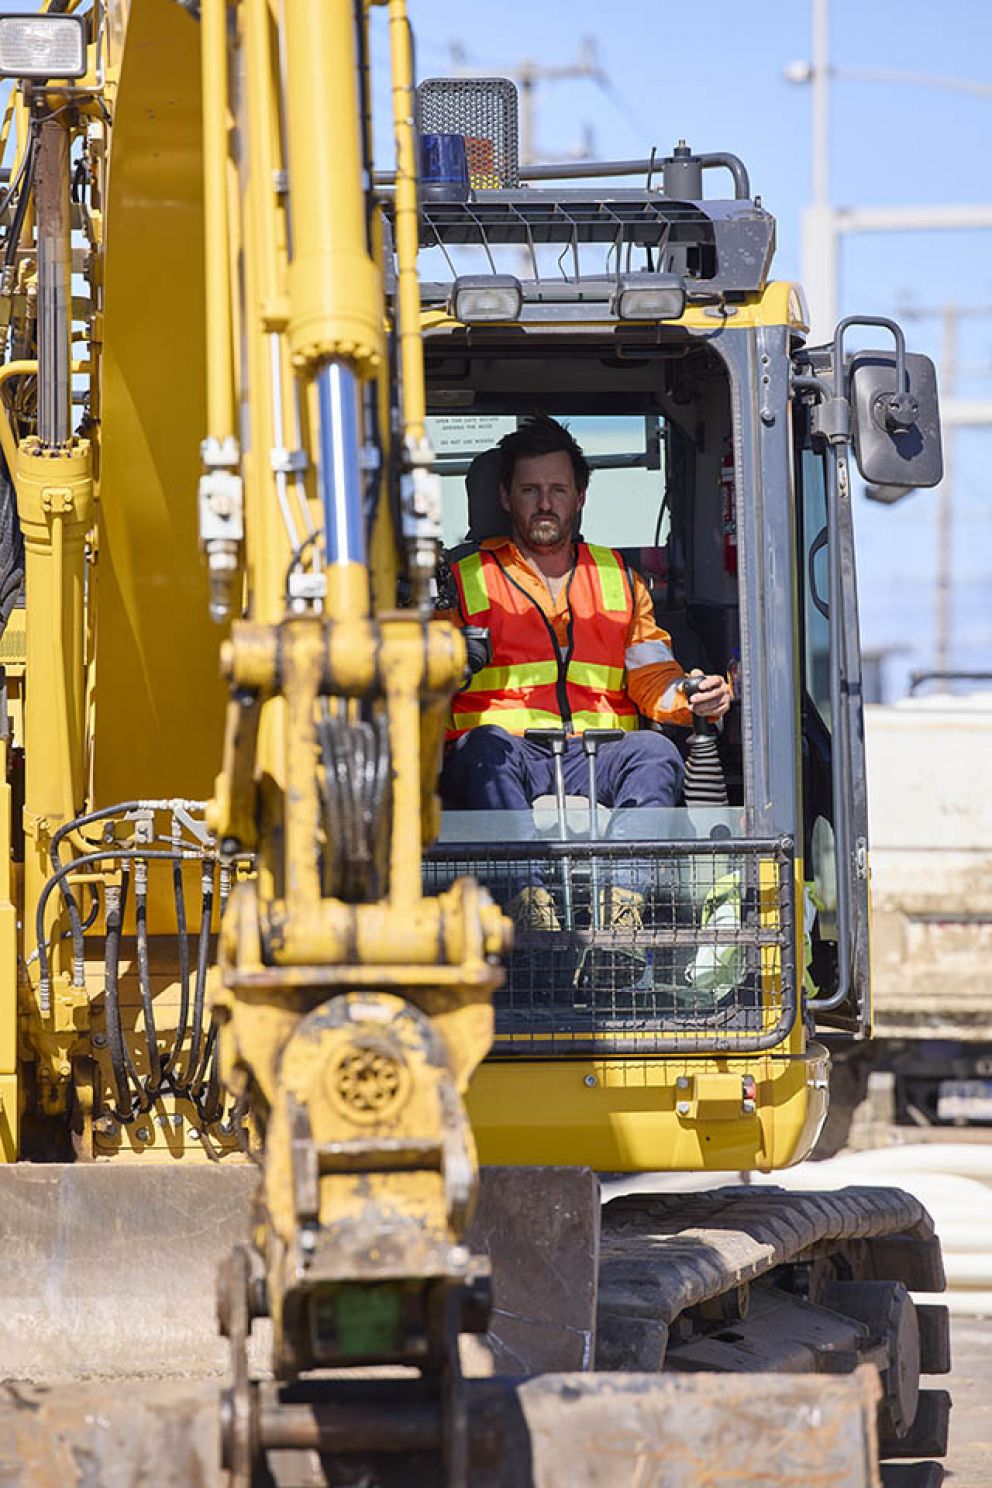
[
  {"xmin": 832, "ymin": 314, "xmax": 908, "ymax": 400},
  {"xmin": 790, "ymin": 374, "xmax": 824, "ymax": 399}
]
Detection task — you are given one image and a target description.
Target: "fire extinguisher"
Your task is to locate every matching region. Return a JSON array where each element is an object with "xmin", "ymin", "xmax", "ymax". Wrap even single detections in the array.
[{"xmin": 720, "ymin": 435, "xmax": 737, "ymax": 576}]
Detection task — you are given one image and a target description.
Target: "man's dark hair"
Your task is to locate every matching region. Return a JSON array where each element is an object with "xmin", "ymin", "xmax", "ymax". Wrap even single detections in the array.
[{"xmin": 496, "ymin": 415, "xmax": 591, "ymax": 493}]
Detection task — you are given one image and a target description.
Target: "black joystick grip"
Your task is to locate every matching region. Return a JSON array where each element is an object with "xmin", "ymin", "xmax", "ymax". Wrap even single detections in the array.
[
  {"xmin": 461, "ymin": 626, "xmax": 492, "ymax": 686},
  {"xmin": 680, "ymin": 675, "xmax": 715, "ymax": 737}
]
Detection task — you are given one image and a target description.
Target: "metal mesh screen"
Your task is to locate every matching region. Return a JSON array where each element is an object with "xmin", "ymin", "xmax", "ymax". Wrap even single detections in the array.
[
  {"xmin": 424, "ymin": 837, "xmax": 796, "ymax": 1054},
  {"xmin": 416, "ymin": 78, "xmax": 519, "ymax": 188}
]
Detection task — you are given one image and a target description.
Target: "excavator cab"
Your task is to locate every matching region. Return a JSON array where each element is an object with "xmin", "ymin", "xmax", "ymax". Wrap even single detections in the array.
[{"xmin": 401, "ymin": 77, "xmax": 946, "ymax": 1174}]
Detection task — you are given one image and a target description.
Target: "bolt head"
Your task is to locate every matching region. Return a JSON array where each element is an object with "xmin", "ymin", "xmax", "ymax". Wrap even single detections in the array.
[
  {"xmin": 188, "ymin": 1127, "xmax": 201, "ymax": 1141},
  {"xmin": 135, "ymin": 1125, "xmax": 150, "ymax": 1142},
  {"xmin": 583, "ymin": 1074, "xmax": 598, "ymax": 1088},
  {"xmin": 92, "ymin": 1032, "xmax": 107, "ymax": 1048},
  {"xmin": 676, "ymin": 1100, "xmax": 690, "ymax": 1116},
  {"xmin": 676, "ymin": 1076, "xmax": 689, "ymax": 1090}
]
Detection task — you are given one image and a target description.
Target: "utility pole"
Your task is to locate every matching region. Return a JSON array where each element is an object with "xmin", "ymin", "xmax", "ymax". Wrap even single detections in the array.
[{"xmin": 448, "ymin": 38, "xmax": 600, "ymax": 165}]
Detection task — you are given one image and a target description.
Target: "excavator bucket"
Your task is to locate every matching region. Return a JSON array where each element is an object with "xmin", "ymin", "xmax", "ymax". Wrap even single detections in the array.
[
  {"xmin": 0, "ymin": 1165, "xmax": 904, "ymax": 1488},
  {"xmin": 0, "ymin": 1367, "xmax": 883, "ymax": 1488}
]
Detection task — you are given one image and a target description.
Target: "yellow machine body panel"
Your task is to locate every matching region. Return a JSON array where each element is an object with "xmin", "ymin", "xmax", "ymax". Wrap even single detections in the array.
[
  {"xmin": 468, "ymin": 1047, "xmax": 829, "ymax": 1172},
  {"xmin": 93, "ymin": 0, "xmax": 224, "ymax": 807}
]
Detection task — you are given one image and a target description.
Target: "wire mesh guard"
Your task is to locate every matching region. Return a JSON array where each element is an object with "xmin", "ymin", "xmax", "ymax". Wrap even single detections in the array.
[
  {"xmin": 424, "ymin": 836, "xmax": 796, "ymax": 1054},
  {"xmin": 416, "ymin": 77, "xmax": 519, "ymax": 189}
]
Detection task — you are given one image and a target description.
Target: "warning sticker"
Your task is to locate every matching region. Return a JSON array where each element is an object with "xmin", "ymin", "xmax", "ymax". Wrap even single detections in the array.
[{"xmin": 428, "ymin": 414, "xmax": 516, "ymax": 456}]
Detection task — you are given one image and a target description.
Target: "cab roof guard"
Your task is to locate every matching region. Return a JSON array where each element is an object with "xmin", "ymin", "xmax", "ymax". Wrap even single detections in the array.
[
  {"xmin": 378, "ymin": 77, "xmax": 775, "ymax": 307},
  {"xmin": 381, "ymin": 191, "xmax": 776, "ymax": 306}
]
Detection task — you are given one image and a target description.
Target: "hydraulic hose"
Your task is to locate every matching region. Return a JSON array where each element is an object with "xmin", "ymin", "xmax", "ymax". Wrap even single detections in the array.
[
  {"xmin": 134, "ymin": 853, "xmax": 161, "ymax": 1093},
  {"xmin": 190, "ymin": 1021, "xmax": 224, "ymax": 1124},
  {"xmin": 49, "ymin": 800, "xmax": 144, "ymax": 987},
  {"xmin": 182, "ymin": 862, "xmax": 215, "ymax": 1086},
  {"xmin": 166, "ymin": 829, "xmax": 191, "ymax": 1076},
  {"xmin": 36, "ymin": 845, "xmax": 202, "ymax": 1013},
  {"xmin": 103, "ymin": 876, "xmax": 133, "ymax": 1122}
]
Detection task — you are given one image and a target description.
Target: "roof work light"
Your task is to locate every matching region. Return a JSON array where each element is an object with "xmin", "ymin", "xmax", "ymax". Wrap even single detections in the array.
[
  {"xmin": 450, "ymin": 275, "xmax": 523, "ymax": 324},
  {"xmin": 612, "ymin": 273, "xmax": 687, "ymax": 321},
  {"xmin": 0, "ymin": 13, "xmax": 87, "ymax": 80}
]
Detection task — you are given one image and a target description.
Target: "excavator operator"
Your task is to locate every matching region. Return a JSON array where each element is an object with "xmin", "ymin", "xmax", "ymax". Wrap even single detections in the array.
[{"xmin": 438, "ymin": 416, "xmax": 731, "ymax": 929}]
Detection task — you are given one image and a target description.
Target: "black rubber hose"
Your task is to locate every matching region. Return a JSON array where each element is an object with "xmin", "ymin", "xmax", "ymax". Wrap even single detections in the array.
[
  {"xmin": 191, "ymin": 1021, "xmax": 223, "ymax": 1123},
  {"xmin": 134, "ymin": 863, "xmax": 161, "ymax": 1093},
  {"xmin": 183, "ymin": 864, "xmax": 215, "ymax": 1086},
  {"xmin": 165, "ymin": 849, "xmax": 190, "ymax": 1076},
  {"xmin": 103, "ymin": 877, "xmax": 134, "ymax": 1122},
  {"xmin": 36, "ymin": 846, "xmax": 200, "ymax": 1009},
  {"xmin": 1, "ymin": 126, "xmax": 38, "ymax": 276},
  {"xmin": 49, "ymin": 801, "xmax": 144, "ymax": 989},
  {"xmin": 0, "ymin": 449, "xmax": 24, "ymax": 633}
]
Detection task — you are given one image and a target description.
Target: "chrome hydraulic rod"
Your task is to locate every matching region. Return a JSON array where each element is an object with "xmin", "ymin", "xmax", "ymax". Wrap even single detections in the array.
[
  {"xmin": 34, "ymin": 117, "xmax": 72, "ymax": 447},
  {"xmin": 317, "ymin": 361, "xmax": 365, "ymax": 567}
]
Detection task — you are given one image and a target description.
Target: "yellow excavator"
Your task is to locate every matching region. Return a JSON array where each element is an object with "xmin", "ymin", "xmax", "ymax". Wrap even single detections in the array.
[{"xmin": 0, "ymin": 3, "xmax": 952, "ymax": 1485}]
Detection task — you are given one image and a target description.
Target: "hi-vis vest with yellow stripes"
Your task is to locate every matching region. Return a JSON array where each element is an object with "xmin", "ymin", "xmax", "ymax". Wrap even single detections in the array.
[{"xmin": 447, "ymin": 543, "xmax": 639, "ymax": 739}]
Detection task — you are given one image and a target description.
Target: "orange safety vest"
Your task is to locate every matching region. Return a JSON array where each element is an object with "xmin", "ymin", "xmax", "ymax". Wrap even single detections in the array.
[{"xmin": 447, "ymin": 543, "xmax": 640, "ymax": 740}]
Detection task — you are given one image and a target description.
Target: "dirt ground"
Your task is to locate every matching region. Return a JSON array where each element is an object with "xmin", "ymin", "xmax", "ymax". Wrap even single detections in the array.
[{"xmin": 944, "ymin": 1315, "xmax": 992, "ymax": 1484}]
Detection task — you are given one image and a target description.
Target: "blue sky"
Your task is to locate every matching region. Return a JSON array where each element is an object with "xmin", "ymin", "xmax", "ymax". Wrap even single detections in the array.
[{"xmin": 371, "ymin": 0, "xmax": 992, "ymax": 698}]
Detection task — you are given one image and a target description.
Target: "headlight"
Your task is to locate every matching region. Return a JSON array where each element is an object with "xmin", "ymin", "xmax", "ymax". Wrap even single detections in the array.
[
  {"xmin": 450, "ymin": 275, "xmax": 523, "ymax": 324},
  {"xmin": 612, "ymin": 273, "xmax": 686, "ymax": 321},
  {"xmin": 0, "ymin": 14, "xmax": 87, "ymax": 80}
]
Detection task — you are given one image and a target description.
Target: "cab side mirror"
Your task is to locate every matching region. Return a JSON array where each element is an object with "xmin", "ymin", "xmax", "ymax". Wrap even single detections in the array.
[{"xmin": 850, "ymin": 350, "xmax": 942, "ymax": 491}]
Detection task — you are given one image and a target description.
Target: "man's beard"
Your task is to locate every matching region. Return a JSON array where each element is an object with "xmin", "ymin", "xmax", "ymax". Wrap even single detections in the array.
[{"xmin": 527, "ymin": 514, "xmax": 563, "ymax": 547}]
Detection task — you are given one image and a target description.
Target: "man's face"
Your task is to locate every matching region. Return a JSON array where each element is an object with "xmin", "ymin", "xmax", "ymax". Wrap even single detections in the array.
[{"xmin": 499, "ymin": 451, "xmax": 586, "ymax": 553}]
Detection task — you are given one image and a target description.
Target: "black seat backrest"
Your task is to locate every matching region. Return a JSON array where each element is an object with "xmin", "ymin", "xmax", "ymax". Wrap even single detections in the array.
[{"xmin": 465, "ymin": 448, "xmax": 511, "ymax": 543}]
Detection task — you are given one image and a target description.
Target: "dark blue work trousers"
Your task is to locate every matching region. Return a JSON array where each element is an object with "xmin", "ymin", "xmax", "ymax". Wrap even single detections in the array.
[{"xmin": 440, "ymin": 725, "xmax": 684, "ymax": 813}]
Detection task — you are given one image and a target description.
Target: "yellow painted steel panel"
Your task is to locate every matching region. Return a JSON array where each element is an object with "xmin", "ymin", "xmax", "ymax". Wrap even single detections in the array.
[
  {"xmin": 93, "ymin": 0, "xmax": 225, "ymax": 806},
  {"xmin": 467, "ymin": 1050, "xmax": 827, "ymax": 1173},
  {"xmin": 0, "ymin": 1074, "xmax": 16, "ymax": 1162}
]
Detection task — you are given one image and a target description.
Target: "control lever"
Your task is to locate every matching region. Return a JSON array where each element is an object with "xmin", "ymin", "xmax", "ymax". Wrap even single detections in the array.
[
  {"xmin": 524, "ymin": 727, "xmax": 573, "ymax": 927},
  {"xmin": 460, "ymin": 626, "xmax": 492, "ymax": 686},
  {"xmin": 678, "ymin": 676, "xmax": 728, "ymax": 806},
  {"xmin": 679, "ymin": 675, "xmax": 716, "ymax": 736},
  {"xmin": 580, "ymin": 730, "xmax": 623, "ymax": 930}
]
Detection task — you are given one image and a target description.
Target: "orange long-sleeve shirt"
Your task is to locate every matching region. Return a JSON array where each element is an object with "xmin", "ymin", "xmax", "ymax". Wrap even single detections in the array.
[{"xmin": 439, "ymin": 536, "xmax": 694, "ymax": 729}]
